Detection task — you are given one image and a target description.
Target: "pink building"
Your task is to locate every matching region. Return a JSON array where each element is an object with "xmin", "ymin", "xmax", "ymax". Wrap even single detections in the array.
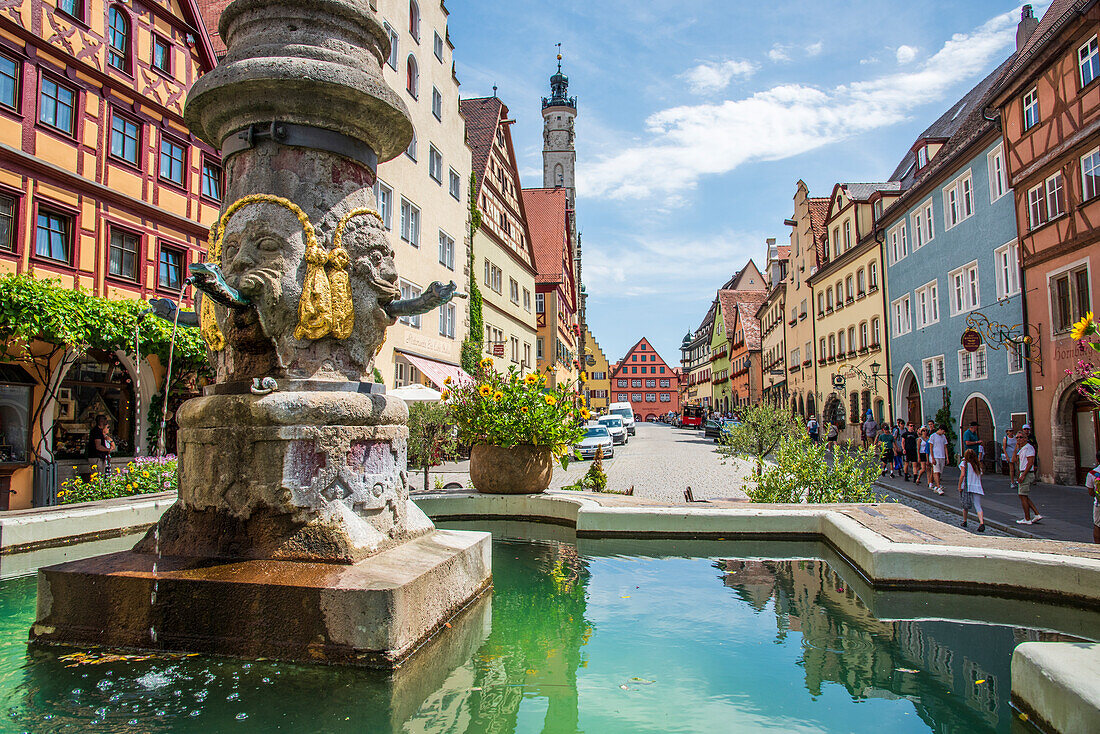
[{"xmin": 609, "ymin": 338, "xmax": 680, "ymax": 420}]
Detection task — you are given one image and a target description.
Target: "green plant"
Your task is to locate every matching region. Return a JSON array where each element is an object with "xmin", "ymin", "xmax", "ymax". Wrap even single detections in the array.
[
  {"xmin": 407, "ymin": 400, "xmax": 458, "ymax": 490},
  {"xmin": 461, "ymin": 172, "xmax": 485, "ymax": 375},
  {"xmin": 747, "ymin": 434, "xmax": 883, "ymax": 504},
  {"xmin": 57, "ymin": 455, "xmax": 178, "ymax": 504},
  {"xmin": 716, "ymin": 402, "xmax": 800, "ymax": 472},
  {"xmin": 934, "ymin": 389, "xmax": 957, "ymax": 463},
  {"xmin": 446, "ymin": 360, "xmax": 587, "ymax": 469},
  {"xmin": 372, "ymin": 367, "xmax": 384, "ymax": 383},
  {"xmin": 564, "ymin": 446, "xmax": 609, "ymax": 492}
]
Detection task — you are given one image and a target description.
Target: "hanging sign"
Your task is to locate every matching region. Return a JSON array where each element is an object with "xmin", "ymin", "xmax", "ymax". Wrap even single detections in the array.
[
  {"xmin": 960, "ymin": 328, "xmax": 982, "ymax": 353},
  {"xmin": 492, "ymin": 343, "xmax": 505, "ymax": 357}
]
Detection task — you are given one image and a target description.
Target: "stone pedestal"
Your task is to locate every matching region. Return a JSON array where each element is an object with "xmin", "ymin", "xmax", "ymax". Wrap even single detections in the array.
[{"xmin": 31, "ymin": 529, "xmax": 491, "ymax": 668}]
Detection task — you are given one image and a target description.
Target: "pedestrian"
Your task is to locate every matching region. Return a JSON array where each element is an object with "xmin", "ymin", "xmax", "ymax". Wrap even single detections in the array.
[
  {"xmin": 86, "ymin": 414, "xmax": 114, "ymax": 479},
  {"xmin": 807, "ymin": 415, "xmax": 819, "ymax": 443},
  {"xmin": 958, "ymin": 448, "xmax": 986, "ymax": 532},
  {"xmin": 902, "ymin": 422, "xmax": 919, "ymax": 481},
  {"xmin": 962, "ymin": 421, "xmax": 981, "ymax": 456},
  {"xmin": 892, "ymin": 421, "xmax": 905, "ymax": 477},
  {"xmin": 1085, "ymin": 450, "xmax": 1100, "ymax": 544},
  {"xmin": 1014, "ymin": 430, "xmax": 1043, "ymax": 525},
  {"xmin": 1003, "ymin": 428, "xmax": 1018, "ymax": 486},
  {"xmin": 915, "ymin": 428, "xmax": 931, "ymax": 487},
  {"xmin": 928, "ymin": 424, "xmax": 948, "ymax": 495},
  {"xmin": 862, "ymin": 413, "xmax": 877, "ymax": 448},
  {"xmin": 826, "ymin": 421, "xmax": 838, "ymax": 450},
  {"xmin": 877, "ymin": 425, "xmax": 894, "ymax": 476}
]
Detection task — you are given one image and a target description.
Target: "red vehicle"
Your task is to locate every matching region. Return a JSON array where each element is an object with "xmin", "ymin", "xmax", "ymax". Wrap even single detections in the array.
[{"xmin": 681, "ymin": 405, "xmax": 705, "ymax": 429}]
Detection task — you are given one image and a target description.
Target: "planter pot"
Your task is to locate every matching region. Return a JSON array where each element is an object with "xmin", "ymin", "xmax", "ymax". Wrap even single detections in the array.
[{"xmin": 469, "ymin": 444, "xmax": 555, "ymax": 494}]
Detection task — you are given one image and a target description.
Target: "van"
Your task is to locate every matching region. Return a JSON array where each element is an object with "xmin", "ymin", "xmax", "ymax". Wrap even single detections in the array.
[{"xmin": 608, "ymin": 402, "xmax": 636, "ymax": 436}]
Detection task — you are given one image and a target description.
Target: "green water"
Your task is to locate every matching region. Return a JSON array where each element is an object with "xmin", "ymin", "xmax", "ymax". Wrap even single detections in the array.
[{"xmin": 0, "ymin": 532, "xmax": 1091, "ymax": 733}]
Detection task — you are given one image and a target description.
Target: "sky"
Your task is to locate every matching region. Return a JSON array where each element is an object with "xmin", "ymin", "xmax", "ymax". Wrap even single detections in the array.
[{"xmin": 447, "ymin": 0, "xmax": 1049, "ymax": 366}]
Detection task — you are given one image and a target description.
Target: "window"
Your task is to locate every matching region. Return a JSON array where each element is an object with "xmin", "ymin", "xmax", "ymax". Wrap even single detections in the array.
[
  {"xmin": 949, "ymin": 261, "xmax": 980, "ymax": 315},
  {"xmin": 1051, "ymin": 264, "xmax": 1091, "ymax": 334},
  {"xmin": 109, "ymin": 113, "xmax": 140, "ymax": 165},
  {"xmin": 1046, "ymin": 171, "xmax": 1065, "ymax": 220},
  {"xmin": 108, "ymin": 227, "xmax": 139, "ymax": 280},
  {"xmin": 646, "ymin": 394, "xmax": 657, "ymax": 403},
  {"xmin": 535, "ymin": 293, "xmax": 545, "ymax": 313},
  {"xmin": 0, "ymin": 53, "xmax": 19, "ymax": 110},
  {"xmin": 159, "ymin": 137, "xmax": 185, "ymax": 185},
  {"xmin": 943, "ymin": 171, "xmax": 974, "ymax": 229},
  {"xmin": 922, "ymin": 355, "xmax": 946, "ymax": 388},
  {"xmin": 57, "ymin": 0, "xmax": 81, "ymax": 17},
  {"xmin": 856, "ymin": 269, "xmax": 865, "ymax": 295},
  {"xmin": 826, "ymin": 287, "xmax": 833, "ymax": 310},
  {"xmin": 1008, "ymin": 343, "xmax": 1025, "ymax": 374},
  {"xmin": 385, "ymin": 23, "xmax": 399, "ymax": 69},
  {"xmin": 889, "ymin": 221, "xmax": 908, "ymax": 263},
  {"xmin": 409, "ymin": 0, "xmax": 420, "ymax": 41},
  {"xmin": 828, "ymin": 334, "xmax": 836, "ymax": 359},
  {"xmin": 39, "ymin": 77, "xmax": 75, "ymax": 135},
  {"xmin": 158, "ymin": 244, "xmax": 184, "ymax": 291},
  {"xmin": 431, "ymin": 87, "xmax": 442, "ymax": 120},
  {"xmin": 484, "ymin": 261, "xmax": 502, "ymax": 293},
  {"xmin": 659, "ymin": 378, "xmax": 671, "ymax": 388},
  {"xmin": 1083, "ymin": 147, "xmax": 1100, "ymax": 201},
  {"xmin": 988, "ymin": 144, "xmax": 1008, "ymax": 202},
  {"xmin": 1027, "ymin": 172, "xmax": 1065, "ymax": 229},
  {"xmin": 913, "ymin": 281, "xmax": 938, "ymax": 330},
  {"xmin": 1080, "ymin": 35, "xmax": 1099, "ymax": 88},
  {"xmin": 859, "ymin": 322, "xmax": 868, "ymax": 349},
  {"xmin": 406, "ymin": 55, "xmax": 419, "ymax": 98},
  {"xmin": 448, "ymin": 168, "xmax": 461, "ymax": 200},
  {"xmin": 438, "ymin": 302, "xmax": 455, "ymax": 338},
  {"xmin": 438, "ymin": 230, "xmax": 454, "ymax": 270},
  {"xmin": 645, "ymin": 379, "xmax": 656, "ymax": 388},
  {"xmin": 660, "ymin": 393, "xmax": 671, "ymax": 403},
  {"xmin": 406, "ymin": 130, "xmax": 417, "ymax": 161},
  {"xmin": 428, "ymin": 144, "xmax": 442, "ymax": 183},
  {"xmin": 375, "ymin": 181, "xmax": 393, "ymax": 229},
  {"xmin": 845, "ymin": 275, "xmax": 853, "ymax": 301},
  {"xmin": 819, "ymin": 338, "xmax": 827, "ymax": 361},
  {"xmin": 837, "ymin": 330, "xmax": 846, "ymax": 354},
  {"xmin": 201, "ymin": 159, "xmax": 222, "ymax": 201},
  {"xmin": 869, "ymin": 261, "xmax": 878, "ymax": 289},
  {"xmin": 0, "ymin": 194, "xmax": 14, "ymax": 251},
  {"xmin": 843, "ymin": 220, "xmax": 852, "ymax": 251},
  {"xmin": 152, "ymin": 35, "xmax": 171, "ymax": 74},
  {"xmin": 35, "ymin": 208, "xmax": 71, "ymax": 262},
  {"xmin": 995, "ymin": 242, "xmax": 1020, "ymax": 299},
  {"xmin": 398, "ymin": 280, "xmax": 421, "ymax": 327},
  {"xmin": 399, "ymin": 197, "xmax": 420, "ymax": 246},
  {"xmin": 1023, "ymin": 87, "xmax": 1039, "ymax": 130},
  {"xmin": 917, "ymin": 146, "xmax": 928, "ymax": 168},
  {"xmin": 832, "ymin": 226, "xmax": 840, "ymax": 258},
  {"xmin": 817, "ymin": 291, "xmax": 825, "ymax": 315},
  {"xmin": 107, "ymin": 7, "xmax": 130, "ymax": 72},
  {"xmin": 509, "ymin": 278, "xmax": 519, "ymax": 304},
  {"xmin": 433, "ymin": 31, "xmax": 444, "ymax": 62},
  {"xmin": 871, "ymin": 317, "xmax": 881, "ymax": 345},
  {"xmin": 892, "ymin": 294, "xmax": 912, "ymax": 336},
  {"xmin": 958, "ymin": 345, "xmax": 988, "ymax": 382},
  {"xmin": 523, "ymin": 288, "xmax": 531, "ymax": 312},
  {"xmin": 538, "ymin": 338, "xmax": 544, "ymax": 361}
]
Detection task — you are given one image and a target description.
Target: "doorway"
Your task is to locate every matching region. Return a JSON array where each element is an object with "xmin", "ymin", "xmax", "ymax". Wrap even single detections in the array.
[
  {"xmin": 960, "ymin": 395, "xmax": 994, "ymax": 468},
  {"xmin": 900, "ymin": 369, "xmax": 922, "ymax": 427},
  {"xmin": 1072, "ymin": 393, "xmax": 1100, "ymax": 485}
]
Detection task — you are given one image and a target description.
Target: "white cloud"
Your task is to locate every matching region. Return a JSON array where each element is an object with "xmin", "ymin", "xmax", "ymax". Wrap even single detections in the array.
[
  {"xmin": 896, "ymin": 44, "xmax": 919, "ymax": 64},
  {"xmin": 859, "ymin": 56, "xmax": 880, "ymax": 65},
  {"xmin": 680, "ymin": 59, "xmax": 758, "ymax": 95},
  {"xmin": 767, "ymin": 44, "xmax": 791, "ymax": 62},
  {"xmin": 805, "ymin": 41, "xmax": 824, "ymax": 57},
  {"xmin": 580, "ymin": 7, "xmax": 1021, "ymax": 201}
]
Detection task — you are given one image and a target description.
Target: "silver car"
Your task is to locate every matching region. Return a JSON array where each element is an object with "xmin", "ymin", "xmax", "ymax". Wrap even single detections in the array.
[
  {"xmin": 597, "ymin": 416, "xmax": 628, "ymax": 445},
  {"xmin": 574, "ymin": 425, "xmax": 614, "ymax": 459}
]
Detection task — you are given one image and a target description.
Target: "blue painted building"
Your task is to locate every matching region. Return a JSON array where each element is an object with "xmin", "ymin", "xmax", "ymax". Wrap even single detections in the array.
[{"xmin": 881, "ymin": 59, "xmax": 1029, "ymax": 461}]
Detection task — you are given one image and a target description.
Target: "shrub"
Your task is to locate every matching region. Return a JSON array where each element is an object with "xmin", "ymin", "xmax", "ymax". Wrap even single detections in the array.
[
  {"xmin": 717, "ymin": 402, "xmax": 800, "ymax": 471},
  {"xmin": 57, "ymin": 455, "xmax": 178, "ymax": 504},
  {"xmin": 747, "ymin": 435, "xmax": 883, "ymax": 504},
  {"xmin": 563, "ymin": 446, "xmax": 609, "ymax": 492},
  {"xmin": 407, "ymin": 400, "xmax": 458, "ymax": 489}
]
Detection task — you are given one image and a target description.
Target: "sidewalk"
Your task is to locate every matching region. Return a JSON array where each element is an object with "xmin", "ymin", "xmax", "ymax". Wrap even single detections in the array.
[{"xmin": 875, "ymin": 465, "xmax": 1095, "ymax": 543}]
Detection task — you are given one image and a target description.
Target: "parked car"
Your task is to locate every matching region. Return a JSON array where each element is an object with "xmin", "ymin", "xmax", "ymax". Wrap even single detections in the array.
[
  {"xmin": 597, "ymin": 415, "xmax": 628, "ymax": 445},
  {"xmin": 704, "ymin": 418, "xmax": 732, "ymax": 441},
  {"xmin": 574, "ymin": 425, "xmax": 615, "ymax": 459},
  {"xmin": 608, "ymin": 402, "xmax": 636, "ymax": 435}
]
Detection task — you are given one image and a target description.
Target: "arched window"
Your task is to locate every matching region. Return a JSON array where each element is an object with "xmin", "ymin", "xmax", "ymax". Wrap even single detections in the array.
[
  {"xmin": 871, "ymin": 317, "xmax": 881, "ymax": 345},
  {"xmin": 845, "ymin": 275, "xmax": 854, "ymax": 301},
  {"xmin": 860, "ymin": 321, "xmax": 868, "ymax": 348},
  {"xmin": 406, "ymin": 55, "xmax": 419, "ymax": 98},
  {"xmin": 857, "ymin": 268, "xmax": 866, "ymax": 295},
  {"xmin": 847, "ymin": 326, "xmax": 856, "ymax": 353},
  {"xmin": 409, "ymin": 0, "xmax": 420, "ymax": 41},
  {"xmin": 828, "ymin": 335, "xmax": 836, "ymax": 358},
  {"xmin": 850, "ymin": 391, "xmax": 860, "ymax": 423},
  {"xmin": 108, "ymin": 6, "xmax": 130, "ymax": 72},
  {"xmin": 835, "ymin": 281, "xmax": 843, "ymax": 306},
  {"xmin": 826, "ymin": 287, "xmax": 833, "ymax": 309},
  {"xmin": 837, "ymin": 330, "xmax": 845, "ymax": 354}
]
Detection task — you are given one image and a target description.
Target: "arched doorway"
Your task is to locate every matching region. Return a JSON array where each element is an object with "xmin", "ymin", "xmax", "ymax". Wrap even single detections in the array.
[
  {"xmin": 806, "ymin": 395, "xmax": 816, "ymax": 419},
  {"xmin": 1071, "ymin": 391, "xmax": 1100, "ymax": 485},
  {"xmin": 53, "ymin": 350, "xmax": 136, "ymax": 460},
  {"xmin": 960, "ymin": 394, "xmax": 994, "ymax": 468},
  {"xmin": 898, "ymin": 368, "xmax": 922, "ymax": 427}
]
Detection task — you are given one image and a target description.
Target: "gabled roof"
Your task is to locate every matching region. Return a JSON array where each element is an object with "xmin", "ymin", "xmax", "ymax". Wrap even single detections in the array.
[
  {"xmin": 807, "ymin": 196, "xmax": 830, "ymax": 263},
  {"xmin": 717, "ymin": 289, "xmax": 768, "ymax": 341},
  {"xmin": 997, "ymin": 0, "xmax": 1083, "ymax": 92},
  {"xmin": 195, "ymin": 0, "xmax": 232, "ymax": 58},
  {"xmin": 522, "ymin": 187, "xmax": 570, "ymax": 284},
  {"xmin": 776, "ymin": 245, "xmax": 791, "ymax": 260},
  {"xmin": 459, "ymin": 96, "xmax": 505, "ymax": 197},
  {"xmin": 734, "ymin": 301, "xmax": 765, "ymax": 351},
  {"xmin": 612, "ymin": 337, "xmax": 674, "ymax": 374},
  {"xmin": 837, "ymin": 182, "xmax": 901, "ymax": 206}
]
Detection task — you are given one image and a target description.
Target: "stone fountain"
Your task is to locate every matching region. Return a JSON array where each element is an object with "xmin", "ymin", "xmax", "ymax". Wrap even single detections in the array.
[{"xmin": 29, "ymin": 0, "xmax": 491, "ymax": 667}]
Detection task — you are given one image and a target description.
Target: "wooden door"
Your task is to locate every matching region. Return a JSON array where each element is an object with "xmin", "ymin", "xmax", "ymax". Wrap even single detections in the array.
[
  {"xmin": 1073, "ymin": 394, "xmax": 1100, "ymax": 485},
  {"xmin": 961, "ymin": 397, "xmax": 994, "ymax": 467},
  {"xmin": 906, "ymin": 378, "xmax": 921, "ymax": 426}
]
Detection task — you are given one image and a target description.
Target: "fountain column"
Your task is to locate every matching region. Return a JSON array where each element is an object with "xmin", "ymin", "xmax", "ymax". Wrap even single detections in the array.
[{"xmin": 29, "ymin": 0, "xmax": 490, "ymax": 668}]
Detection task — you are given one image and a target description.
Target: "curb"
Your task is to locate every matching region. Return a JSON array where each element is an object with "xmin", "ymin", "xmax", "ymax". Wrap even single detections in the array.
[{"xmin": 873, "ymin": 480, "xmax": 1040, "ymax": 540}]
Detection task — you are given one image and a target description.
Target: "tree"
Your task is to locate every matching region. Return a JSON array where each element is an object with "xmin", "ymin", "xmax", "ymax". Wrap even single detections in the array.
[
  {"xmin": 747, "ymin": 434, "xmax": 883, "ymax": 504},
  {"xmin": 716, "ymin": 401, "xmax": 800, "ymax": 472},
  {"xmin": 406, "ymin": 401, "xmax": 457, "ymax": 490}
]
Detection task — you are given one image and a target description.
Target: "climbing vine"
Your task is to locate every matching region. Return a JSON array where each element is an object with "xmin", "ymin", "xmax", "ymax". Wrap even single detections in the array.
[{"xmin": 461, "ymin": 171, "xmax": 485, "ymax": 375}]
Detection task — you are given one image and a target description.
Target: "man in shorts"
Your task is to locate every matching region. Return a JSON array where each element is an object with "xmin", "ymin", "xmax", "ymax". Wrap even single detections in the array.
[
  {"xmin": 1015, "ymin": 430, "xmax": 1043, "ymax": 524},
  {"xmin": 1085, "ymin": 451, "xmax": 1100, "ymax": 544},
  {"xmin": 902, "ymin": 422, "xmax": 919, "ymax": 481},
  {"xmin": 928, "ymin": 424, "xmax": 948, "ymax": 495},
  {"xmin": 862, "ymin": 413, "xmax": 877, "ymax": 448}
]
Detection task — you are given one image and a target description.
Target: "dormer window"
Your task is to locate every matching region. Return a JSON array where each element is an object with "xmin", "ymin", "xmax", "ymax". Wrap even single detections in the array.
[{"xmin": 916, "ymin": 146, "xmax": 928, "ymax": 168}]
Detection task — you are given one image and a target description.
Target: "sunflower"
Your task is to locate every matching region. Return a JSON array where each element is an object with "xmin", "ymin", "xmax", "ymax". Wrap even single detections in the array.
[
  {"xmin": 493, "ymin": 391, "xmax": 503, "ymax": 400},
  {"xmin": 444, "ymin": 376, "xmax": 453, "ymax": 385},
  {"xmin": 1071, "ymin": 311, "xmax": 1095, "ymax": 341},
  {"xmin": 524, "ymin": 373, "xmax": 540, "ymax": 385},
  {"xmin": 478, "ymin": 385, "xmax": 493, "ymax": 397},
  {"xmin": 441, "ymin": 390, "xmax": 450, "ymax": 400},
  {"xmin": 544, "ymin": 395, "xmax": 557, "ymax": 406},
  {"xmin": 580, "ymin": 408, "xmax": 591, "ymax": 420},
  {"xmin": 480, "ymin": 357, "xmax": 493, "ymax": 368},
  {"xmin": 520, "ymin": 406, "xmax": 529, "ymax": 414}
]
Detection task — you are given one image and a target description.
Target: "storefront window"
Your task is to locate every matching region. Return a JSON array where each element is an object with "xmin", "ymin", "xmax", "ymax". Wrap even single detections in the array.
[
  {"xmin": 53, "ymin": 351, "xmax": 135, "ymax": 459},
  {"xmin": 0, "ymin": 377, "xmax": 32, "ymax": 463}
]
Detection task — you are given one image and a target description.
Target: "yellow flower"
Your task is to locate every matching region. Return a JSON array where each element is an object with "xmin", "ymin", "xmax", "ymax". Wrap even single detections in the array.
[
  {"xmin": 544, "ymin": 395, "xmax": 557, "ymax": 406},
  {"xmin": 115, "ymin": 467, "xmax": 122, "ymax": 474},
  {"xmin": 479, "ymin": 385, "xmax": 493, "ymax": 397},
  {"xmin": 480, "ymin": 357, "xmax": 493, "ymax": 368},
  {"xmin": 90, "ymin": 473, "xmax": 98, "ymax": 481},
  {"xmin": 142, "ymin": 471, "xmax": 150, "ymax": 478},
  {"xmin": 444, "ymin": 376, "xmax": 453, "ymax": 385},
  {"xmin": 579, "ymin": 396, "xmax": 587, "ymax": 407},
  {"xmin": 441, "ymin": 390, "xmax": 450, "ymax": 400},
  {"xmin": 1071, "ymin": 311, "xmax": 1095, "ymax": 341},
  {"xmin": 126, "ymin": 484, "xmax": 133, "ymax": 491},
  {"xmin": 524, "ymin": 373, "xmax": 540, "ymax": 385},
  {"xmin": 580, "ymin": 408, "xmax": 591, "ymax": 420},
  {"xmin": 493, "ymin": 391, "xmax": 503, "ymax": 400},
  {"xmin": 520, "ymin": 406, "xmax": 529, "ymax": 414}
]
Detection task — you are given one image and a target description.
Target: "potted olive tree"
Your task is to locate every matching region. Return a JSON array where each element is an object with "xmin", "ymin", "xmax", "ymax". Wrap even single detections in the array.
[{"xmin": 446, "ymin": 359, "xmax": 587, "ymax": 494}]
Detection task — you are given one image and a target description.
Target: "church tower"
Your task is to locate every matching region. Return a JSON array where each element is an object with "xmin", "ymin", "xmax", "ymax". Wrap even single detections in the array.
[{"xmin": 542, "ymin": 50, "xmax": 577, "ymax": 207}]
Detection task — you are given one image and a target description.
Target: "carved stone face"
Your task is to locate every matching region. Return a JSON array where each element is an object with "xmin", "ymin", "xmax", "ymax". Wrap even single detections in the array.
[{"xmin": 343, "ymin": 219, "xmax": 401, "ymax": 363}]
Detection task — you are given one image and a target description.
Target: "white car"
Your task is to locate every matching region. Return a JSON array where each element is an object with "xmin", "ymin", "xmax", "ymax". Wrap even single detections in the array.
[
  {"xmin": 574, "ymin": 425, "xmax": 614, "ymax": 459},
  {"xmin": 597, "ymin": 415, "xmax": 628, "ymax": 445},
  {"xmin": 608, "ymin": 402, "xmax": 637, "ymax": 436}
]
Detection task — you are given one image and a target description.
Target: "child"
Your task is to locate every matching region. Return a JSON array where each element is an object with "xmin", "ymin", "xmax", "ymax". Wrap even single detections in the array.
[
  {"xmin": 877, "ymin": 426, "xmax": 894, "ymax": 477},
  {"xmin": 958, "ymin": 448, "xmax": 986, "ymax": 532}
]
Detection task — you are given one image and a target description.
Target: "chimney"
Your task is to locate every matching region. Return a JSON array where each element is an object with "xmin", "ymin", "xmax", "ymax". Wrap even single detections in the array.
[{"xmin": 1017, "ymin": 5, "xmax": 1039, "ymax": 51}]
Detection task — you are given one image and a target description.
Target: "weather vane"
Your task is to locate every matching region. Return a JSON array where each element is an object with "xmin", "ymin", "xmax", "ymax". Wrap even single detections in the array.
[{"xmin": 556, "ymin": 42, "xmax": 562, "ymax": 72}]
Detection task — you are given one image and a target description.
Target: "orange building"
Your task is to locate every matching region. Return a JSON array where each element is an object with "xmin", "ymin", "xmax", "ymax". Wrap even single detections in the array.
[
  {"xmin": 0, "ymin": 0, "xmax": 219, "ymax": 508},
  {"xmin": 990, "ymin": 0, "xmax": 1100, "ymax": 483},
  {"xmin": 718, "ymin": 289, "xmax": 768, "ymax": 410}
]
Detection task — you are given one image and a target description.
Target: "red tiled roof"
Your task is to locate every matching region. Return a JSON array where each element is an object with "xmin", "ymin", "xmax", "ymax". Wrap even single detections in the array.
[
  {"xmin": 1000, "ymin": 0, "xmax": 1081, "ymax": 85},
  {"xmin": 717, "ymin": 289, "xmax": 768, "ymax": 344},
  {"xmin": 459, "ymin": 97, "xmax": 505, "ymax": 196},
  {"xmin": 776, "ymin": 245, "xmax": 791, "ymax": 260},
  {"xmin": 522, "ymin": 188, "xmax": 569, "ymax": 284},
  {"xmin": 196, "ymin": 0, "xmax": 231, "ymax": 57},
  {"xmin": 807, "ymin": 197, "xmax": 830, "ymax": 263}
]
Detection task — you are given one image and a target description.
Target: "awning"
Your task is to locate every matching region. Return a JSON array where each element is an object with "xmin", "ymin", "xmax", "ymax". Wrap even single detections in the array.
[
  {"xmin": 400, "ymin": 352, "xmax": 473, "ymax": 390},
  {"xmin": 389, "ymin": 383, "xmax": 443, "ymax": 402}
]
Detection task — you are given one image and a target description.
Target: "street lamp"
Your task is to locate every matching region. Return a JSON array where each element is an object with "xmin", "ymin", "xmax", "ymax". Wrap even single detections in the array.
[{"xmin": 870, "ymin": 361, "xmax": 880, "ymax": 377}]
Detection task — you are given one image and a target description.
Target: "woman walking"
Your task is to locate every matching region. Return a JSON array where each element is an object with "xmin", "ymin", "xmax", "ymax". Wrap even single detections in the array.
[
  {"xmin": 1003, "ymin": 428, "xmax": 1018, "ymax": 489},
  {"xmin": 826, "ymin": 421, "xmax": 839, "ymax": 451},
  {"xmin": 958, "ymin": 448, "xmax": 986, "ymax": 532},
  {"xmin": 915, "ymin": 428, "xmax": 931, "ymax": 487}
]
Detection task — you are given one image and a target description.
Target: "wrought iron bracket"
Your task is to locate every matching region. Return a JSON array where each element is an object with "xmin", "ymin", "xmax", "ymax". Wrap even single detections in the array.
[
  {"xmin": 964, "ymin": 312, "xmax": 1043, "ymax": 375},
  {"xmin": 221, "ymin": 122, "xmax": 378, "ymax": 170}
]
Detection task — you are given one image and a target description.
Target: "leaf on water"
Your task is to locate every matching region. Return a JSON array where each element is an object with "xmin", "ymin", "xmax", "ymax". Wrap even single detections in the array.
[
  {"xmin": 630, "ymin": 677, "xmax": 655, "ymax": 685},
  {"xmin": 974, "ymin": 679, "xmax": 985, "ymax": 685},
  {"xmin": 619, "ymin": 684, "xmax": 629, "ymax": 690},
  {"xmin": 621, "ymin": 595, "xmax": 631, "ymax": 599},
  {"xmin": 894, "ymin": 668, "xmax": 919, "ymax": 674}
]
